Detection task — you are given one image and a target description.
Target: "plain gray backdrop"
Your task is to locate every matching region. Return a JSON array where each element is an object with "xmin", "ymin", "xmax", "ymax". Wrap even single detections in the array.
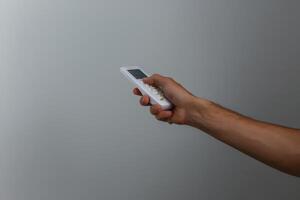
[{"xmin": 0, "ymin": 0, "xmax": 299, "ymax": 199}]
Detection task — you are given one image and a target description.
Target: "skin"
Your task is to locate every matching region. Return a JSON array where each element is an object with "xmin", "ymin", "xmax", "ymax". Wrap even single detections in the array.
[{"xmin": 133, "ymin": 74, "xmax": 300, "ymax": 177}]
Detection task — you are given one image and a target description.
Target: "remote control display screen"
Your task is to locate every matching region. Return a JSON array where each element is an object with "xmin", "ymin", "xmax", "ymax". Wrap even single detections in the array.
[{"xmin": 128, "ymin": 69, "xmax": 147, "ymax": 79}]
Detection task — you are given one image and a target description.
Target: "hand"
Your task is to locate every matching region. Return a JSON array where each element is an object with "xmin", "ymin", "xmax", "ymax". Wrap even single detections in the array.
[{"xmin": 133, "ymin": 74, "xmax": 200, "ymax": 124}]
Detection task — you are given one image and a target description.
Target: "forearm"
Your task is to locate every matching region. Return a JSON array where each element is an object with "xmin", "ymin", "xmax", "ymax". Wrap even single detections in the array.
[{"xmin": 187, "ymin": 97, "xmax": 300, "ymax": 176}]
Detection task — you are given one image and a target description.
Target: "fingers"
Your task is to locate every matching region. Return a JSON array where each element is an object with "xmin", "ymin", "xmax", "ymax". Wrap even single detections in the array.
[
  {"xmin": 133, "ymin": 88, "xmax": 142, "ymax": 96},
  {"xmin": 133, "ymin": 88, "xmax": 149, "ymax": 106},
  {"xmin": 132, "ymin": 87, "xmax": 150, "ymax": 106},
  {"xmin": 143, "ymin": 74, "xmax": 168, "ymax": 89},
  {"xmin": 133, "ymin": 85, "xmax": 174, "ymax": 123},
  {"xmin": 150, "ymin": 104, "xmax": 173, "ymax": 122},
  {"xmin": 155, "ymin": 110, "xmax": 173, "ymax": 121},
  {"xmin": 150, "ymin": 104, "xmax": 161, "ymax": 115},
  {"xmin": 139, "ymin": 95, "xmax": 150, "ymax": 106}
]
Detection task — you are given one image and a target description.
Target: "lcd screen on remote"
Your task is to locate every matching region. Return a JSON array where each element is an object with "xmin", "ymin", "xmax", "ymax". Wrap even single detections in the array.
[{"xmin": 128, "ymin": 69, "xmax": 147, "ymax": 79}]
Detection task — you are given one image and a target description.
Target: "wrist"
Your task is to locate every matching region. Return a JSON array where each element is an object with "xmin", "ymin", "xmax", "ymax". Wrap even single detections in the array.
[{"xmin": 184, "ymin": 96, "xmax": 216, "ymax": 128}]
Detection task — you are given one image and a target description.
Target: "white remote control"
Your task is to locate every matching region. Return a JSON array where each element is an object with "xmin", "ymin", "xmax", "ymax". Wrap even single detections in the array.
[{"xmin": 120, "ymin": 66, "xmax": 173, "ymax": 110}]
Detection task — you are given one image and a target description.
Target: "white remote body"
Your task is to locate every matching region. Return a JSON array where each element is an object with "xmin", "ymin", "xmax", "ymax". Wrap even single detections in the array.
[{"xmin": 120, "ymin": 66, "xmax": 173, "ymax": 110}]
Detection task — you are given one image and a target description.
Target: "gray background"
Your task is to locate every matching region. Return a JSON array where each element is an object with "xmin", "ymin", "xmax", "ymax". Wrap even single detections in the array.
[{"xmin": 0, "ymin": 0, "xmax": 299, "ymax": 199}]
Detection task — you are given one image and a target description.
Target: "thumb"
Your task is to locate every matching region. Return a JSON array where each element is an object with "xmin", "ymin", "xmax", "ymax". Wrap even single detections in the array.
[{"xmin": 143, "ymin": 74, "xmax": 168, "ymax": 90}]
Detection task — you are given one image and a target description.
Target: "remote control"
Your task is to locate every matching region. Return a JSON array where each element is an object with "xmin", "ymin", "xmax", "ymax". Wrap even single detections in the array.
[{"xmin": 120, "ymin": 66, "xmax": 173, "ymax": 110}]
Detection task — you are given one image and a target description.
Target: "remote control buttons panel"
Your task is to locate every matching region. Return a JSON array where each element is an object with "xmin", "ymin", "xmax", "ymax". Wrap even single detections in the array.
[{"xmin": 138, "ymin": 80, "xmax": 166, "ymax": 102}]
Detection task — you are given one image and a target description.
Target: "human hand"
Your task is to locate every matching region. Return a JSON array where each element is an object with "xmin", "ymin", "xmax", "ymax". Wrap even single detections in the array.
[{"xmin": 133, "ymin": 74, "xmax": 200, "ymax": 125}]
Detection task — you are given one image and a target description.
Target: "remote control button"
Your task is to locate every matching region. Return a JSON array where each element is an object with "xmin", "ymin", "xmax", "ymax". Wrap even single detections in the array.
[{"xmin": 142, "ymin": 83, "xmax": 167, "ymax": 102}]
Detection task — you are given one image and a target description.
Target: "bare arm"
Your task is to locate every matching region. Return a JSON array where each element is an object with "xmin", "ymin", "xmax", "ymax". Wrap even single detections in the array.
[{"xmin": 133, "ymin": 74, "xmax": 300, "ymax": 177}]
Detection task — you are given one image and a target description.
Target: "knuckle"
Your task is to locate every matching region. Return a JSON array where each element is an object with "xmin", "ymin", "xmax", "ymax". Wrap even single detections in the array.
[
  {"xmin": 150, "ymin": 107, "xmax": 156, "ymax": 115},
  {"xmin": 166, "ymin": 77, "xmax": 174, "ymax": 82},
  {"xmin": 152, "ymin": 73, "xmax": 160, "ymax": 77},
  {"xmin": 155, "ymin": 115, "xmax": 163, "ymax": 121},
  {"xmin": 140, "ymin": 96, "xmax": 148, "ymax": 105},
  {"xmin": 162, "ymin": 77, "xmax": 171, "ymax": 85}
]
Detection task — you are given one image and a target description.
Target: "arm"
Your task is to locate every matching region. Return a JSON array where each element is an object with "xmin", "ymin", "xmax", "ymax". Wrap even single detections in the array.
[{"xmin": 133, "ymin": 74, "xmax": 300, "ymax": 177}]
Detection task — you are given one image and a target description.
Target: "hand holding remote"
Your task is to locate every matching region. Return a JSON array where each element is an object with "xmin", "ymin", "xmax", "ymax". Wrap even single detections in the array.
[{"xmin": 133, "ymin": 74, "xmax": 209, "ymax": 124}]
